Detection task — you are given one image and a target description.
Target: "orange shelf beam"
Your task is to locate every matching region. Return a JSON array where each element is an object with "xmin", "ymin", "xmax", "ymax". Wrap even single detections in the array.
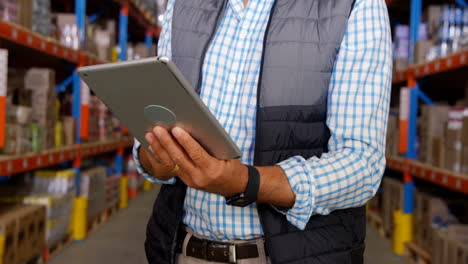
[
  {"xmin": 0, "ymin": 21, "xmax": 79, "ymax": 63},
  {"xmin": 0, "ymin": 138, "xmax": 133, "ymax": 176},
  {"xmin": 392, "ymin": 49, "xmax": 468, "ymax": 84},
  {"xmin": 386, "ymin": 156, "xmax": 468, "ymax": 195},
  {"xmin": 0, "ymin": 21, "xmax": 106, "ymax": 66}
]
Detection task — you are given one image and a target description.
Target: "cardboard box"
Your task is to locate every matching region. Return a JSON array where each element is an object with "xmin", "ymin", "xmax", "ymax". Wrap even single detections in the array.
[
  {"xmin": 462, "ymin": 109, "xmax": 468, "ymax": 145},
  {"xmin": 0, "ymin": 123, "xmax": 31, "ymax": 155},
  {"xmin": 0, "ymin": 205, "xmax": 19, "ymax": 264},
  {"xmin": 444, "ymin": 109, "xmax": 464, "ymax": 172},
  {"xmin": 80, "ymin": 167, "xmax": 107, "ymax": 222},
  {"xmin": 420, "ymin": 105, "xmax": 450, "ymax": 164},
  {"xmin": 414, "ymin": 40, "xmax": 433, "ymax": 64},
  {"xmin": 382, "ymin": 177, "xmax": 404, "ymax": 234},
  {"xmin": 62, "ymin": 116, "xmax": 75, "ymax": 146},
  {"xmin": 18, "ymin": 0, "xmax": 33, "ymax": 30},
  {"xmin": 424, "ymin": 5, "xmax": 441, "ymax": 41},
  {"xmin": 431, "ymin": 137, "xmax": 445, "ymax": 168},
  {"xmin": 0, "ymin": 204, "xmax": 46, "ymax": 264},
  {"xmin": 463, "ymin": 146, "xmax": 468, "ymax": 173},
  {"xmin": 433, "ymin": 227, "xmax": 468, "ymax": 264},
  {"xmin": 24, "ymin": 68, "xmax": 57, "ymax": 150}
]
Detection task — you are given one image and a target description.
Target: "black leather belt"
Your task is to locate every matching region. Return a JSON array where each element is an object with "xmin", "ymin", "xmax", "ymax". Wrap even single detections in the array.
[{"xmin": 177, "ymin": 230, "xmax": 262, "ymax": 263}]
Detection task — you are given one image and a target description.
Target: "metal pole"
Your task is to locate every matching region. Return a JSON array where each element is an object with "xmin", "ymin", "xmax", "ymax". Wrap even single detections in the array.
[{"xmin": 119, "ymin": 2, "xmax": 129, "ymax": 61}]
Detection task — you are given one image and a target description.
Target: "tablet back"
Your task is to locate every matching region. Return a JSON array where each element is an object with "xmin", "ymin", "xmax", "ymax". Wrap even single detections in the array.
[{"xmin": 78, "ymin": 57, "xmax": 242, "ymax": 160}]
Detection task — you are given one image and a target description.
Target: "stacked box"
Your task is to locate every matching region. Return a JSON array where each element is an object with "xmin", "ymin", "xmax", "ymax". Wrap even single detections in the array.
[
  {"xmin": 89, "ymin": 96, "xmax": 118, "ymax": 141},
  {"xmin": 386, "ymin": 112, "xmax": 399, "ymax": 157},
  {"xmin": 22, "ymin": 194, "xmax": 73, "ymax": 246},
  {"xmin": 33, "ymin": 169, "xmax": 76, "ymax": 195},
  {"xmin": 105, "ymin": 175, "xmax": 121, "ymax": 208},
  {"xmin": 93, "ymin": 20, "xmax": 116, "ymax": 61},
  {"xmin": 462, "ymin": 109, "xmax": 468, "ymax": 173},
  {"xmin": 419, "ymin": 105, "xmax": 450, "ymax": 165},
  {"xmin": 433, "ymin": 225, "xmax": 468, "ymax": 264},
  {"xmin": 0, "ymin": 123, "xmax": 31, "ymax": 155},
  {"xmin": 80, "ymin": 167, "xmax": 107, "ymax": 222},
  {"xmin": 444, "ymin": 109, "xmax": 464, "ymax": 172},
  {"xmin": 0, "ymin": 205, "xmax": 19, "ymax": 264},
  {"xmin": 414, "ymin": 190, "xmax": 467, "ymax": 252},
  {"xmin": 33, "ymin": 0, "xmax": 52, "ymax": 36},
  {"xmin": 0, "ymin": 204, "xmax": 46, "ymax": 264},
  {"xmin": 55, "ymin": 13, "xmax": 80, "ymax": 49},
  {"xmin": 382, "ymin": 177, "xmax": 404, "ymax": 235},
  {"xmin": 62, "ymin": 116, "xmax": 75, "ymax": 146},
  {"xmin": 0, "ymin": 0, "xmax": 18, "ymax": 23},
  {"xmin": 24, "ymin": 68, "xmax": 57, "ymax": 150}
]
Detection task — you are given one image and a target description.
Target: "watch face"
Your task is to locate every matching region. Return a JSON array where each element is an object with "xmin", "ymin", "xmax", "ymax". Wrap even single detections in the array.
[
  {"xmin": 231, "ymin": 198, "xmax": 251, "ymax": 207},
  {"xmin": 226, "ymin": 193, "xmax": 252, "ymax": 207}
]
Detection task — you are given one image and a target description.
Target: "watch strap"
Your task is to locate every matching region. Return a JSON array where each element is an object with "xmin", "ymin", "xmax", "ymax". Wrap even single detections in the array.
[{"xmin": 244, "ymin": 165, "xmax": 260, "ymax": 202}]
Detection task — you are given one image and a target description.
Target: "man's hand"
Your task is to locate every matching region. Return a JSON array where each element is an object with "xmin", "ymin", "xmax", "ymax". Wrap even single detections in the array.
[
  {"xmin": 146, "ymin": 126, "xmax": 296, "ymax": 207},
  {"xmin": 147, "ymin": 126, "xmax": 248, "ymax": 197},
  {"xmin": 138, "ymin": 139, "xmax": 177, "ymax": 181}
]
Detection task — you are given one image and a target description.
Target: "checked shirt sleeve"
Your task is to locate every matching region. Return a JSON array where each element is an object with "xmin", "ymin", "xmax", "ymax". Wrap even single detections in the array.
[
  {"xmin": 132, "ymin": 0, "xmax": 176, "ymax": 184},
  {"xmin": 277, "ymin": 0, "xmax": 393, "ymax": 230}
]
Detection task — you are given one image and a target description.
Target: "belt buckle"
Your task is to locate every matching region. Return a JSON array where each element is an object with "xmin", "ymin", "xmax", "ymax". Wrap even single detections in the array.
[{"xmin": 228, "ymin": 244, "xmax": 237, "ymax": 264}]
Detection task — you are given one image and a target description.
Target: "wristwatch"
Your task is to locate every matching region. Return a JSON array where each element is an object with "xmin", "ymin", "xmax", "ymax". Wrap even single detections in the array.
[{"xmin": 225, "ymin": 165, "xmax": 260, "ymax": 207}]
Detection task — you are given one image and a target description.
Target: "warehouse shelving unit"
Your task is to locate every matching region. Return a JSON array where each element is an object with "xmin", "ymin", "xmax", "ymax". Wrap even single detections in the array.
[
  {"xmin": 393, "ymin": 49, "xmax": 468, "ymax": 84},
  {"xmin": 0, "ymin": 138, "xmax": 133, "ymax": 176},
  {"xmin": 0, "ymin": 0, "xmax": 161, "ymax": 262},
  {"xmin": 381, "ymin": 0, "xmax": 468, "ymax": 262}
]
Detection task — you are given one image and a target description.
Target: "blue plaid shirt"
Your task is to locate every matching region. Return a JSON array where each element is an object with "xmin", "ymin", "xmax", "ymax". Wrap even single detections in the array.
[{"xmin": 134, "ymin": 0, "xmax": 392, "ymax": 240}]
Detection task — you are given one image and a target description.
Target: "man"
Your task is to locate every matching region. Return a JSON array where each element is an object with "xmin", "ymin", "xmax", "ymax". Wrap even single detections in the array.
[{"xmin": 134, "ymin": 0, "xmax": 392, "ymax": 263}]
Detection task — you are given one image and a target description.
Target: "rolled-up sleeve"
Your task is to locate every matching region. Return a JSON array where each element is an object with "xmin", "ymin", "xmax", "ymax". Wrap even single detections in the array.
[
  {"xmin": 132, "ymin": 0, "xmax": 176, "ymax": 185},
  {"xmin": 276, "ymin": 0, "xmax": 392, "ymax": 230}
]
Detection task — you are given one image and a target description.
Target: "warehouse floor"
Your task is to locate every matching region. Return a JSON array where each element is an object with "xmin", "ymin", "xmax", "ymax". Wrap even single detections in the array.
[{"xmin": 49, "ymin": 186, "xmax": 405, "ymax": 264}]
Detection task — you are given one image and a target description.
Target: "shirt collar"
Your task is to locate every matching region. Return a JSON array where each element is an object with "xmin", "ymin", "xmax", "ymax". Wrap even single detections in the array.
[{"xmin": 229, "ymin": 0, "xmax": 246, "ymax": 20}]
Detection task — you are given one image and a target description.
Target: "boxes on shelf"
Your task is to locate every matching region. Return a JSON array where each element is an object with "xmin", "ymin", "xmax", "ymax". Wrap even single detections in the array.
[
  {"xmin": 0, "ymin": 204, "xmax": 46, "ymax": 264},
  {"xmin": 89, "ymin": 96, "xmax": 120, "ymax": 142},
  {"xmin": 0, "ymin": 0, "xmax": 18, "ymax": 24},
  {"xmin": 386, "ymin": 112, "xmax": 399, "ymax": 157},
  {"xmin": 80, "ymin": 167, "xmax": 107, "ymax": 222},
  {"xmin": 432, "ymin": 225, "xmax": 468, "ymax": 264},
  {"xmin": 105, "ymin": 175, "xmax": 121, "ymax": 208},
  {"xmin": 419, "ymin": 105, "xmax": 450, "ymax": 166},
  {"xmin": 92, "ymin": 20, "xmax": 116, "ymax": 62},
  {"xmin": 32, "ymin": 169, "xmax": 76, "ymax": 195},
  {"xmin": 62, "ymin": 116, "xmax": 75, "ymax": 146},
  {"xmin": 16, "ymin": 0, "xmax": 52, "ymax": 36},
  {"xmin": 0, "ymin": 123, "xmax": 31, "ymax": 155},
  {"xmin": 24, "ymin": 68, "xmax": 57, "ymax": 150},
  {"xmin": 414, "ymin": 40, "xmax": 434, "ymax": 64},
  {"xmin": 55, "ymin": 13, "xmax": 80, "ymax": 50},
  {"xmin": 22, "ymin": 193, "xmax": 74, "ymax": 246},
  {"xmin": 444, "ymin": 108, "xmax": 464, "ymax": 172},
  {"xmin": 382, "ymin": 177, "xmax": 404, "ymax": 235}
]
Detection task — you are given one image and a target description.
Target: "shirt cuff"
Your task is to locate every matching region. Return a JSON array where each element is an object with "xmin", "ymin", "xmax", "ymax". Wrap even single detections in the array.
[
  {"xmin": 276, "ymin": 157, "xmax": 315, "ymax": 230},
  {"xmin": 133, "ymin": 139, "xmax": 176, "ymax": 185}
]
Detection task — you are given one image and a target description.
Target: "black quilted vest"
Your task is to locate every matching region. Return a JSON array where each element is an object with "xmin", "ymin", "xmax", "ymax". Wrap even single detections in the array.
[{"xmin": 146, "ymin": 1, "xmax": 366, "ymax": 263}]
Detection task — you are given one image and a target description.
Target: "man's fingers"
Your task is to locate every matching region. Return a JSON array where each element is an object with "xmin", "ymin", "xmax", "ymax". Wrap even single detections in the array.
[
  {"xmin": 154, "ymin": 127, "xmax": 196, "ymax": 171},
  {"xmin": 145, "ymin": 133, "xmax": 174, "ymax": 167},
  {"xmin": 171, "ymin": 127, "xmax": 210, "ymax": 167}
]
